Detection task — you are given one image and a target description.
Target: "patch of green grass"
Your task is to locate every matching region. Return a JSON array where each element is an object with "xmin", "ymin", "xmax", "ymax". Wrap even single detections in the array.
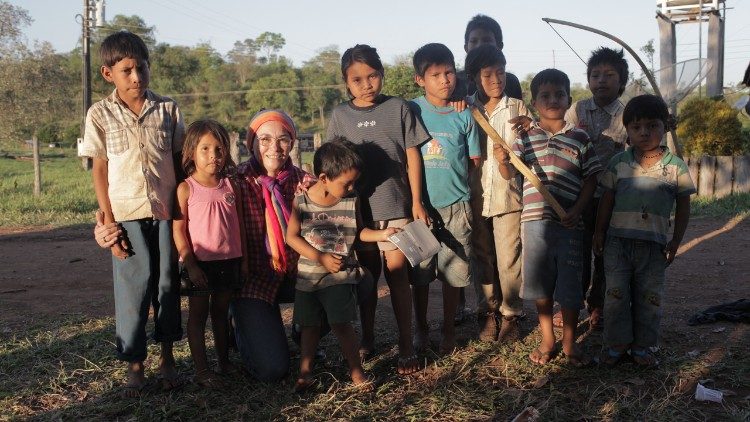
[
  {"xmin": 691, "ymin": 193, "xmax": 750, "ymax": 218},
  {"xmin": 0, "ymin": 149, "xmax": 97, "ymax": 227}
]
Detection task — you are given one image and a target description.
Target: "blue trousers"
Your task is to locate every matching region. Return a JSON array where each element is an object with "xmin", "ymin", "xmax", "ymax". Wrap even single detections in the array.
[{"xmin": 113, "ymin": 219, "xmax": 182, "ymax": 362}]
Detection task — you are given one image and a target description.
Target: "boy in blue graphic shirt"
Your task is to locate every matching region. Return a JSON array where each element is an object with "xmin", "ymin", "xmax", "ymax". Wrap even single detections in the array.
[{"xmin": 409, "ymin": 43, "xmax": 481, "ymax": 354}]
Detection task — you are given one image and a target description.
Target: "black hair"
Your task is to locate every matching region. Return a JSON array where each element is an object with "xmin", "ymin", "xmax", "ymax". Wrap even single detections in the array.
[
  {"xmin": 587, "ymin": 47, "xmax": 629, "ymax": 95},
  {"xmin": 100, "ymin": 31, "xmax": 149, "ymax": 67},
  {"xmin": 340, "ymin": 44, "xmax": 384, "ymax": 80},
  {"xmin": 622, "ymin": 95, "xmax": 669, "ymax": 126},
  {"xmin": 742, "ymin": 61, "xmax": 750, "ymax": 86},
  {"xmin": 464, "ymin": 44, "xmax": 506, "ymax": 81},
  {"xmin": 182, "ymin": 119, "xmax": 236, "ymax": 177},
  {"xmin": 464, "ymin": 14, "xmax": 503, "ymax": 50},
  {"xmin": 314, "ymin": 137, "xmax": 363, "ymax": 179},
  {"xmin": 530, "ymin": 69, "xmax": 571, "ymax": 99},
  {"xmin": 412, "ymin": 43, "xmax": 455, "ymax": 77}
]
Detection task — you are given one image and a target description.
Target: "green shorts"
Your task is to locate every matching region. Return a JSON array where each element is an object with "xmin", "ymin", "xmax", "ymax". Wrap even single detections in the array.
[{"xmin": 293, "ymin": 284, "xmax": 358, "ymax": 327}]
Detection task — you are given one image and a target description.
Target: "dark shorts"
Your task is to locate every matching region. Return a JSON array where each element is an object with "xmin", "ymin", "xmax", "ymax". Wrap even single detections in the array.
[
  {"xmin": 180, "ymin": 257, "xmax": 242, "ymax": 297},
  {"xmin": 293, "ymin": 284, "xmax": 358, "ymax": 327}
]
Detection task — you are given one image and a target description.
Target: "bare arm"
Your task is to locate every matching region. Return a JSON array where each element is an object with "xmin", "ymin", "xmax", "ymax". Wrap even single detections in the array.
[
  {"xmin": 562, "ymin": 173, "xmax": 598, "ymax": 228},
  {"xmin": 92, "ymin": 157, "xmax": 129, "ymax": 258},
  {"xmin": 172, "ymin": 182, "xmax": 207, "ymax": 286},
  {"xmin": 593, "ymin": 190, "xmax": 615, "ymax": 255},
  {"xmin": 406, "ymin": 146, "xmax": 429, "ymax": 224},
  {"xmin": 665, "ymin": 195, "xmax": 691, "ymax": 264},
  {"xmin": 493, "ymin": 144, "xmax": 516, "ymax": 180}
]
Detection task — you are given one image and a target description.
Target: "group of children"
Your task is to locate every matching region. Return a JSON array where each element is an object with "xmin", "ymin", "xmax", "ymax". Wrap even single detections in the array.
[{"xmin": 83, "ymin": 13, "xmax": 695, "ymax": 396}]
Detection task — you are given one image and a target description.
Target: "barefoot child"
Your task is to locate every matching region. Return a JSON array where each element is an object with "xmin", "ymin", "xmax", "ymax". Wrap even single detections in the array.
[
  {"xmin": 173, "ymin": 119, "xmax": 248, "ymax": 387},
  {"xmin": 409, "ymin": 43, "xmax": 481, "ymax": 354},
  {"xmin": 593, "ymin": 95, "xmax": 694, "ymax": 367},
  {"xmin": 81, "ymin": 31, "xmax": 184, "ymax": 396},
  {"xmin": 286, "ymin": 138, "xmax": 393, "ymax": 390},
  {"xmin": 465, "ymin": 44, "xmax": 532, "ymax": 342},
  {"xmin": 327, "ymin": 44, "xmax": 431, "ymax": 375},
  {"xmin": 494, "ymin": 69, "xmax": 601, "ymax": 366},
  {"xmin": 564, "ymin": 47, "xmax": 630, "ymax": 329}
]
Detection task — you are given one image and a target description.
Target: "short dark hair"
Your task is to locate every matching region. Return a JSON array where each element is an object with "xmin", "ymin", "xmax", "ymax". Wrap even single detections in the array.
[
  {"xmin": 622, "ymin": 95, "xmax": 669, "ymax": 126},
  {"xmin": 315, "ymin": 137, "xmax": 363, "ymax": 179},
  {"xmin": 182, "ymin": 119, "xmax": 236, "ymax": 177},
  {"xmin": 412, "ymin": 43, "xmax": 455, "ymax": 77},
  {"xmin": 464, "ymin": 14, "xmax": 503, "ymax": 50},
  {"xmin": 464, "ymin": 44, "xmax": 506, "ymax": 81},
  {"xmin": 587, "ymin": 47, "xmax": 629, "ymax": 95},
  {"xmin": 100, "ymin": 31, "xmax": 149, "ymax": 67},
  {"xmin": 341, "ymin": 44, "xmax": 384, "ymax": 80},
  {"xmin": 530, "ymin": 69, "xmax": 571, "ymax": 99}
]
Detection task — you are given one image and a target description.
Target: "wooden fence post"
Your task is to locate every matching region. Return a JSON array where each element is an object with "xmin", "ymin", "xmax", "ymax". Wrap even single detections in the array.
[
  {"xmin": 733, "ymin": 156, "xmax": 750, "ymax": 194},
  {"xmin": 32, "ymin": 135, "xmax": 41, "ymax": 196},
  {"xmin": 698, "ymin": 156, "xmax": 716, "ymax": 198},
  {"xmin": 714, "ymin": 156, "xmax": 734, "ymax": 198}
]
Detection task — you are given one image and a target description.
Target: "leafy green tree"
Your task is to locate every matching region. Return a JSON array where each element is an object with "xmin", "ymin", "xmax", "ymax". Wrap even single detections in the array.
[
  {"xmin": 382, "ymin": 56, "xmax": 421, "ymax": 100},
  {"xmin": 255, "ymin": 32, "xmax": 285, "ymax": 64},
  {"xmin": 677, "ymin": 97, "xmax": 746, "ymax": 156},
  {"xmin": 245, "ymin": 68, "xmax": 302, "ymax": 119},
  {"xmin": 301, "ymin": 46, "xmax": 344, "ymax": 127},
  {"xmin": 0, "ymin": 1, "xmax": 32, "ymax": 58},
  {"xmin": 227, "ymin": 39, "xmax": 259, "ymax": 86}
]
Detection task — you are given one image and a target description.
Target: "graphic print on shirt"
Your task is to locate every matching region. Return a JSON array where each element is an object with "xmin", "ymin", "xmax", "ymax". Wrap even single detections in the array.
[
  {"xmin": 302, "ymin": 211, "xmax": 354, "ymax": 256},
  {"xmin": 422, "ymin": 133, "xmax": 455, "ymax": 170}
]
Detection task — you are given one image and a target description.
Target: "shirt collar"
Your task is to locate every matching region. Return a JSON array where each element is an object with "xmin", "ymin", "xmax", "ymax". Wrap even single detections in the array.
[
  {"xmin": 530, "ymin": 120, "xmax": 576, "ymax": 137},
  {"xmin": 107, "ymin": 88, "xmax": 156, "ymax": 116},
  {"xmin": 469, "ymin": 93, "xmax": 511, "ymax": 117},
  {"xmin": 583, "ymin": 97, "xmax": 624, "ymax": 116}
]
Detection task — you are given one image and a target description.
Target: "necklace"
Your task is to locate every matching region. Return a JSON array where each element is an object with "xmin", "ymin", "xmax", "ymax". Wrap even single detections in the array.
[{"xmin": 637, "ymin": 148, "xmax": 663, "ymax": 159}]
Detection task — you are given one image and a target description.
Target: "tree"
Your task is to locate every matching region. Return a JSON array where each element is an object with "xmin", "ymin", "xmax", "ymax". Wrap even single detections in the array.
[
  {"xmin": 677, "ymin": 97, "xmax": 746, "ymax": 156},
  {"xmin": 227, "ymin": 39, "xmax": 259, "ymax": 86},
  {"xmin": 640, "ymin": 39, "xmax": 655, "ymax": 74},
  {"xmin": 0, "ymin": 1, "xmax": 32, "ymax": 58},
  {"xmin": 382, "ymin": 55, "xmax": 421, "ymax": 101},
  {"xmin": 245, "ymin": 68, "xmax": 302, "ymax": 119},
  {"xmin": 255, "ymin": 32, "xmax": 285, "ymax": 64},
  {"xmin": 301, "ymin": 46, "xmax": 344, "ymax": 127}
]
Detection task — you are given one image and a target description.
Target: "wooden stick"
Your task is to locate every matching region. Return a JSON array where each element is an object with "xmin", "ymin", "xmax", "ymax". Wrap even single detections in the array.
[{"xmin": 469, "ymin": 106, "xmax": 567, "ymax": 219}]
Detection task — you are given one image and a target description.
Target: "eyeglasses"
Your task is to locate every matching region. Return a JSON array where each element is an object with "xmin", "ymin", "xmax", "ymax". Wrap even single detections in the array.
[{"xmin": 257, "ymin": 135, "xmax": 292, "ymax": 148}]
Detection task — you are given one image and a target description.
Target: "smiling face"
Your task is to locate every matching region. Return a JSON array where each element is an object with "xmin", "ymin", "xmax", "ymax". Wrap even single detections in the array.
[
  {"xmin": 101, "ymin": 57, "xmax": 150, "ymax": 108},
  {"xmin": 252, "ymin": 120, "xmax": 293, "ymax": 176},
  {"xmin": 415, "ymin": 63, "xmax": 456, "ymax": 106},
  {"xmin": 193, "ymin": 132, "xmax": 226, "ymax": 178},
  {"xmin": 345, "ymin": 61, "xmax": 383, "ymax": 107},
  {"xmin": 475, "ymin": 64, "xmax": 506, "ymax": 100},
  {"xmin": 626, "ymin": 117, "xmax": 665, "ymax": 155},
  {"xmin": 588, "ymin": 63, "xmax": 622, "ymax": 106},
  {"xmin": 532, "ymin": 82, "xmax": 571, "ymax": 122}
]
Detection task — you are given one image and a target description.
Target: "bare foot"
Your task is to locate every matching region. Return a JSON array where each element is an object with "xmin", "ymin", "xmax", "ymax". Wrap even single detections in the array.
[
  {"xmin": 350, "ymin": 370, "xmax": 375, "ymax": 392},
  {"xmin": 414, "ymin": 328, "xmax": 430, "ymax": 353},
  {"xmin": 397, "ymin": 354, "xmax": 421, "ymax": 376},
  {"xmin": 194, "ymin": 368, "xmax": 224, "ymax": 389},
  {"xmin": 294, "ymin": 373, "xmax": 315, "ymax": 393},
  {"xmin": 159, "ymin": 354, "xmax": 181, "ymax": 391}
]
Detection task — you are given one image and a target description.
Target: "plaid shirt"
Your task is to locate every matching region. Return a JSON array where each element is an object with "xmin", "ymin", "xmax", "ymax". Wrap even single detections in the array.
[
  {"xmin": 79, "ymin": 89, "xmax": 185, "ymax": 221},
  {"xmin": 236, "ymin": 159, "xmax": 314, "ymax": 303}
]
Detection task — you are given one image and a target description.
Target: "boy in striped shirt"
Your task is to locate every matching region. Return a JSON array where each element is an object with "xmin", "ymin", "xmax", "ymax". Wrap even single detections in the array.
[{"xmin": 494, "ymin": 69, "xmax": 601, "ymax": 366}]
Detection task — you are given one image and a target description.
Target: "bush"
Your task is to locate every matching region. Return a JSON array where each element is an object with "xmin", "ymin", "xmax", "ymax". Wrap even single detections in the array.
[
  {"xmin": 35, "ymin": 123, "xmax": 60, "ymax": 144},
  {"xmin": 677, "ymin": 97, "xmax": 746, "ymax": 156}
]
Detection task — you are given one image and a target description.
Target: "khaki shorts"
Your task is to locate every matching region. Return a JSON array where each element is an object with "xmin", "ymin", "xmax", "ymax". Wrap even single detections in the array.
[{"xmin": 361, "ymin": 218, "xmax": 412, "ymax": 251}]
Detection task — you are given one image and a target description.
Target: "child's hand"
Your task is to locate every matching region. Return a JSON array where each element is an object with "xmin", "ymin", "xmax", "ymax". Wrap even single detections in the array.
[
  {"xmin": 592, "ymin": 232, "xmax": 605, "ymax": 256},
  {"xmin": 561, "ymin": 207, "xmax": 581, "ymax": 228},
  {"xmin": 508, "ymin": 115, "xmax": 533, "ymax": 135},
  {"xmin": 381, "ymin": 227, "xmax": 402, "ymax": 242},
  {"xmin": 412, "ymin": 203, "xmax": 431, "ymax": 227},
  {"xmin": 492, "ymin": 143, "xmax": 510, "ymax": 165},
  {"xmin": 186, "ymin": 263, "xmax": 208, "ymax": 287},
  {"xmin": 664, "ymin": 240, "xmax": 680, "ymax": 265},
  {"xmin": 111, "ymin": 243, "xmax": 129, "ymax": 260},
  {"xmin": 319, "ymin": 253, "xmax": 343, "ymax": 273},
  {"xmin": 95, "ymin": 210, "xmax": 130, "ymax": 253},
  {"xmin": 450, "ymin": 99, "xmax": 467, "ymax": 113}
]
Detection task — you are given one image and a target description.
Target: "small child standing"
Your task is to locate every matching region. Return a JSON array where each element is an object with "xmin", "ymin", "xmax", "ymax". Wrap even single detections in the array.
[
  {"xmin": 286, "ymin": 138, "xmax": 395, "ymax": 391},
  {"xmin": 327, "ymin": 44, "xmax": 431, "ymax": 375},
  {"xmin": 495, "ymin": 69, "xmax": 601, "ymax": 366},
  {"xmin": 465, "ymin": 44, "xmax": 532, "ymax": 342},
  {"xmin": 409, "ymin": 43, "xmax": 481, "ymax": 354},
  {"xmin": 80, "ymin": 31, "xmax": 184, "ymax": 397},
  {"xmin": 173, "ymin": 119, "xmax": 248, "ymax": 388},
  {"xmin": 565, "ymin": 47, "xmax": 630, "ymax": 328},
  {"xmin": 593, "ymin": 95, "xmax": 694, "ymax": 367}
]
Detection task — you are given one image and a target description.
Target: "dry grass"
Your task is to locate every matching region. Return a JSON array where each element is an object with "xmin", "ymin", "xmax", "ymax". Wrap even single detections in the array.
[{"xmin": 2, "ymin": 311, "xmax": 748, "ymax": 421}]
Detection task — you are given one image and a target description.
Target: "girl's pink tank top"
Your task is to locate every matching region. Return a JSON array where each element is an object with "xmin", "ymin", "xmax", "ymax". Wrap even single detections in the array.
[{"xmin": 186, "ymin": 176, "xmax": 243, "ymax": 262}]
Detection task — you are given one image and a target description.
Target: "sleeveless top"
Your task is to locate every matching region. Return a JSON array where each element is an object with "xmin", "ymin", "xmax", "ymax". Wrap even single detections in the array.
[
  {"xmin": 295, "ymin": 191, "xmax": 368, "ymax": 292},
  {"xmin": 186, "ymin": 176, "xmax": 243, "ymax": 262}
]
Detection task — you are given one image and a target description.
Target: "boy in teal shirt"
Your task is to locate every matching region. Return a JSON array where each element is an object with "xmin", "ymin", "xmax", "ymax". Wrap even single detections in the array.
[{"xmin": 409, "ymin": 43, "xmax": 481, "ymax": 353}]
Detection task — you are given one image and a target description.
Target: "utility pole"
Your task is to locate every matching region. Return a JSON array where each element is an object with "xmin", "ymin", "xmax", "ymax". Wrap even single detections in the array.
[{"xmin": 78, "ymin": 0, "xmax": 105, "ymax": 170}]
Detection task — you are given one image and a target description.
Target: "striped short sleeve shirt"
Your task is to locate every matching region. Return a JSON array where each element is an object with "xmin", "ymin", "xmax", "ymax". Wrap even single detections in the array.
[
  {"xmin": 599, "ymin": 147, "xmax": 696, "ymax": 244},
  {"xmin": 512, "ymin": 122, "xmax": 602, "ymax": 225}
]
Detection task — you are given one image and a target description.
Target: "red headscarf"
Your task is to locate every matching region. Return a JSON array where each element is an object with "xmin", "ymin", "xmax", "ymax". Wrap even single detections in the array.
[{"xmin": 245, "ymin": 109, "xmax": 297, "ymax": 149}]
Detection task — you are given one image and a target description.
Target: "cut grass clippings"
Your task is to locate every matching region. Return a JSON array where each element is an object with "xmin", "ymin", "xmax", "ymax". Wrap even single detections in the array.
[{"xmin": 1, "ymin": 312, "xmax": 748, "ymax": 421}]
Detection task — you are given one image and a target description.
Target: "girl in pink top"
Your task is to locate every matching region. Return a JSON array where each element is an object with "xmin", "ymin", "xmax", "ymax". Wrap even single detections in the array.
[{"xmin": 173, "ymin": 119, "xmax": 248, "ymax": 388}]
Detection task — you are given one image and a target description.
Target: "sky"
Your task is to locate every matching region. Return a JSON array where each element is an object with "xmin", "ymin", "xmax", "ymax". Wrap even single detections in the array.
[{"xmin": 10, "ymin": 0, "xmax": 750, "ymax": 87}]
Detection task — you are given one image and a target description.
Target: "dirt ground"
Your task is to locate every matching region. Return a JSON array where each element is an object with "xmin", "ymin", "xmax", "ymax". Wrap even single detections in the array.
[{"xmin": 1, "ymin": 215, "xmax": 749, "ymax": 394}]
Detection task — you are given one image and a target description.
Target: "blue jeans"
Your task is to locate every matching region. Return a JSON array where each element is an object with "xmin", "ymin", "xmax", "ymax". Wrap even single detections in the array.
[
  {"xmin": 603, "ymin": 235, "xmax": 667, "ymax": 348},
  {"xmin": 230, "ymin": 298, "xmax": 290, "ymax": 382},
  {"xmin": 113, "ymin": 219, "xmax": 182, "ymax": 362}
]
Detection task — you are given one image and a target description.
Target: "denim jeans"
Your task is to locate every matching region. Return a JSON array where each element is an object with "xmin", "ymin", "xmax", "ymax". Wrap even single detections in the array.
[
  {"xmin": 113, "ymin": 219, "xmax": 182, "ymax": 362},
  {"xmin": 603, "ymin": 235, "xmax": 667, "ymax": 348},
  {"xmin": 230, "ymin": 297, "xmax": 290, "ymax": 382}
]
